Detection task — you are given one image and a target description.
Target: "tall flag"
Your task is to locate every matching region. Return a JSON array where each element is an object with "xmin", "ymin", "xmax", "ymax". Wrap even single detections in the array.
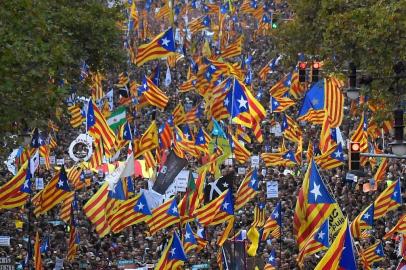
[
  {"xmin": 159, "ymin": 122, "xmax": 173, "ymax": 149},
  {"xmin": 298, "ymin": 78, "xmax": 344, "ymax": 128},
  {"xmin": 294, "ymin": 160, "xmax": 337, "ymax": 250},
  {"xmin": 220, "ymin": 36, "xmax": 243, "ymax": 59},
  {"xmin": 259, "ymin": 55, "xmax": 281, "ymax": 81},
  {"xmin": 270, "ymin": 96, "xmax": 295, "ymax": 112},
  {"xmin": 183, "ymin": 222, "xmax": 205, "ymax": 254},
  {"xmin": 297, "ymin": 219, "xmax": 330, "ymax": 266},
  {"xmin": 360, "ymin": 241, "xmax": 384, "ymax": 269},
  {"xmin": 68, "ymin": 104, "xmax": 84, "ymax": 128},
  {"xmin": 179, "ymin": 170, "xmax": 206, "ymax": 224},
  {"xmin": 107, "ymin": 106, "xmax": 126, "ymax": 130},
  {"xmin": 139, "ymin": 76, "xmax": 169, "ymax": 110},
  {"xmin": 0, "ymin": 161, "xmax": 29, "ymax": 209},
  {"xmin": 86, "ymin": 99, "xmax": 116, "ymax": 151},
  {"xmin": 281, "ymin": 114, "xmax": 302, "ymax": 144},
  {"xmin": 133, "ymin": 120, "xmax": 159, "ymax": 158},
  {"xmin": 155, "ymin": 231, "xmax": 187, "ymax": 270},
  {"xmin": 319, "ymin": 113, "xmax": 334, "ymax": 153},
  {"xmin": 188, "ymin": 15, "xmax": 211, "ymax": 34},
  {"xmin": 373, "ymin": 157, "xmax": 388, "ymax": 183},
  {"xmin": 234, "ymin": 169, "xmax": 259, "ymax": 210},
  {"xmin": 34, "ymin": 167, "xmax": 73, "ymax": 216},
  {"xmin": 34, "ymin": 232, "xmax": 42, "ymax": 270},
  {"xmin": 67, "ymin": 221, "xmax": 80, "ymax": 262},
  {"xmin": 315, "ymin": 219, "xmax": 357, "ymax": 270},
  {"xmin": 269, "ymin": 72, "xmax": 292, "ymax": 97},
  {"xmin": 110, "ymin": 193, "xmax": 152, "ymax": 233},
  {"xmin": 136, "ymin": 28, "xmax": 176, "ymax": 66},
  {"xmin": 350, "ymin": 203, "xmax": 374, "ymax": 239},
  {"xmin": 264, "ymin": 249, "xmax": 277, "ymax": 270},
  {"xmin": 262, "ymin": 202, "xmax": 282, "ymax": 241},
  {"xmin": 384, "ymin": 214, "xmax": 406, "ymax": 239},
  {"xmin": 314, "ymin": 143, "xmax": 344, "ymax": 170},
  {"xmin": 147, "ymin": 198, "xmax": 180, "ymax": 235},
  {"xmin": 251, "ymin": 203, "xmax": 266, "ymax": 227},
  {"xmin": 83, "ymin": 183, "xmax": 111, "ymax": 237},
  {"xmin": 230, "ymin": 134, "xmax": 251, "ymax": 164},
  {"xmin": 374, "ymin": 179, "xmax": 402, "ymax": 219}
]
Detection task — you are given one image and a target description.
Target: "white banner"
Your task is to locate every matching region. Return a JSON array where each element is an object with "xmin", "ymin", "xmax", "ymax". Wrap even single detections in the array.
[
  {"xmin": 0, "ymin": 236, "xmax": 10, "ymax": 247},
  {"xmin": 174, "ymin": 170, "xmax": 190, "ymax": 192},
  {"xmin": 251, "ymin": 155, "xmax": 259, "ymax": 168},
  {"xmin": 35, "ymin": 178, "xmax": 44, "ymax": 190},
  {"xmin": 266, "ymin": 181, "xmax": 279, "ymax": 198}
]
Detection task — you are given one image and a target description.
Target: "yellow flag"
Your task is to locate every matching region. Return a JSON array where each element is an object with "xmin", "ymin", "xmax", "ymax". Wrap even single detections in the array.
[
  {"xmin": 202, "ymin": 40, "xmax": 212, "ymax": 57},
  {"xmin": 15, "ymin": 220, "xmax": 24, "ymax": 229},
  {"xmin": 247, "ymin": 226, "xmax": 260, "ymax": 256}
]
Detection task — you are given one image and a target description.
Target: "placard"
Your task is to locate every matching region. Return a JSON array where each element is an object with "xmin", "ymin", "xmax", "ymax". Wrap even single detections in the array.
[
  {"xmin": 39, "ymin": 157, "xmax": 45, "ymax": 165},
  {"xmin": 174, "ymin": 170, "xmax": 190, "ymax": 192},
  {"xmin": 0, "ymin": 236, "xmax": 10, "ymax": 247},
  {"xmin": 237, "ymin": 167, "xmax": 246, "ymax": 175},
  {"xmin": 266, "ymin": 181, "xmax": 278, "ymax": 198},
  {"xmin": 224, "ymin": 158, "xmax": 233, "ymax": 166},
  {"xmin": 50, "ymin": 156, "xmax": 56, "ymax": 165},
  {"xmin": 54, "ymin": 257, "xmax": 64, "ymax": 270},
  {"xmin": 35, "ymin": 178, "xmax": 44, "ymax": 190},
  {"xmin": 56, "ymin": 159, "xmax": 65, "ymax": 165},
  {"xmin": 251, "ymin": 156, "xmax": 259, "ymax": 168},
  {"xmin": 0, "ymin": 257, "xmax": 14, "ymax": 270}
]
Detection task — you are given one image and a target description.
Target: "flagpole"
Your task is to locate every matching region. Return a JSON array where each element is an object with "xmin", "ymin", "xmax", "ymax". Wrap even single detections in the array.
[{"xmin": 279, "ymin": 201, "xmax": 282, "ymax": 270}]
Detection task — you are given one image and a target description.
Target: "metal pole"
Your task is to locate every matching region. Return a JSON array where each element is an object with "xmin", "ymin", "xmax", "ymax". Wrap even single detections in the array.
[{"xmin": 360, "ymin": 153, "xmax": 406, "ymax": 159}]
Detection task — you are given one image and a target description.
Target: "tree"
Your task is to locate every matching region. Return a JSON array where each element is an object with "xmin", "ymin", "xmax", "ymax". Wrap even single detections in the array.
[
  {"xmin": 273, "ymin": 0, "xmax": 406, "ymax": 107},
  {"xmin": 0, "ymin": 0, "xmax": 126, "ymax": 136}
]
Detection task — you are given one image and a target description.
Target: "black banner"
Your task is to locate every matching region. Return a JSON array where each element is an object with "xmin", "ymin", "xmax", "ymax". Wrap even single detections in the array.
[
  {"xmin": 152, "ymin": 150, "xmax": 188, "ymax": 195},
  {"xmin": 222, "ymin": 240, "xmax": 246, "ymax": 270}
]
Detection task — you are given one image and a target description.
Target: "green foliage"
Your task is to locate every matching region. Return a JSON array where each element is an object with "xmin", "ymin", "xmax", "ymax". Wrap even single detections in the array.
[
  {"xmin": 274, "ymin": 0, "xmax": 406, "ymax": 92},
  {"xmin": 0, "ymin": 0, "xmax": 126, "ymax": 135}
]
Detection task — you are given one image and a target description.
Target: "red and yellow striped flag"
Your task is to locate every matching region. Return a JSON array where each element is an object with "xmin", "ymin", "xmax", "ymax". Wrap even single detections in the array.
[
  {"xmin": 147, "ymin": 198, "xmax": 180, "ymax": 235},
  {"xmin": 68, "ymin": 104, "xmax": 84, "ymax": 128},
  {"xmin": 220, "ymin": 36, "xmax": 243, "ymax": 59},
  {"xmin": 235, "ymin": 169, "xmax": 259, "ymax": 210},
  {"xmin": 134, "ymin": 120, "xmax": 159, "ymax": 158},
  {"xmin": 34, "ymin": 232, "xmax": 42, "ymax": 269},
  {"xmin": 384, "ymin": 214, "xmax": 406, "ymax": 239},
  {"xmin": 142, "ymin": 76, "xmax": 169, "ymax": 110},
  {"xmin": 83, "ymin": 183, "xmax": 111, "ymax": 237},
  {"xmin": 0, "ymin": 162, "xmax": 29, "ymax": 209}
]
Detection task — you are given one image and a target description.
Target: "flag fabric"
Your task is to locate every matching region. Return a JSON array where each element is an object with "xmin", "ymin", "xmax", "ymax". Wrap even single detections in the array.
[
  {"xmin": 251, "ymin": 203, "xmax": 266, "ymax": 227},
  {"xmin": 195, "ymin": 189, "xmax": 229, "ymax": 226},
  {"xmin": 314, "ymin": 143, "xmax": 344, "ymax": 170},
  {"xmin": 0, "ymin": 162, "xmax": 29, "ymax": 209},
  {"xmin": 281, "ymin": 114, "xmax": 302, "ymax": 143},
  {"xmin": 234, "ymin": 169, "xmax": 259, "ymax": 210},
  {"xmin": 152, "ymin": 150, "xmax": 188, "ymax": 195},
  {"xmin": 59, "ymin": 193, "xmax": 75, "ymax": 223},
  {"xmin": 107, "ymin": 107, "xmax": 126, "ymax": 130},
  {"xmin": 90, "ymin": 71, "xmax": 104, "ymax": 101},
  {"xmin": 360, "ymin": 241, "xmax": 384, "ymax": 269},
  {"xmin": 270, "ymin": 96, "xmax": 295, "ymax": 112},
  {"xmin": 350, "ymin": 203, "xmax": 374, "ymax": 239},
  {"xmin": 262, "ymin": 202, "xmax": 282, "ymax": 241},
  {"xmin": 315, "ymin": 218, "xmax": 357, "ymax": 270},
  {"xmin": 67, "ymin": 223, "xmax": 80, "ymax": 262},
  {"xmin": 134, "ymin": 120, "xmax": 159, "ymax": 158},
  {"xmin": 34, "ymin": 167, "xmax": 73, "ymax": 216},
  {"xmin": 374, "ymin": 157, "xmax": 388, "ymax": 183},
  {"xmin": 68, "ymin": 104, "xmax": 84, "ymax": 128},
  {"xmin": 136, "ymin": 28, "xmax": 176, "ymax": 66},
  {"xmin": 220, "ymin": 36, "xmax": 243, "ymax": 59},
  {"xmin": 183, "ymin": 223, "xmax": 202, "ymax": 254},
  {"xmin": 297, "ymin": 219, "xmax": 330, "ymax": 266},
  {"xmin": 83, "ymin": 183, "xmax": 111, "ymax": 237},
  {"xmin": 294, "ymin": 160, "xmax": 337, "ymax": 250},
  {"xmin": 139, "ymin": 76, "xmax": 169, "ymax": 110},
  {"xmin": 203, "ymin": 173, "xmax": 233, "ymax": 203},
  {"xmin": 374, "ymin": 179, "xmax": 402, "ymax": 220},
  {"xmin": 34, "ymin": 232, "xmax": 42, "ymax": 270},
  {"xmin": 179, "ymin": 170, "xmax": 206, "ymax": 224},
  {"xmin": 259, "ymin": 56, "xmax": 281, "ymax": 81},
  {"xmin": 159, "ymin": 122, "xmax": 173, "ymax": 149},
  {"xmin": 319, "ymin": 113, "xmax": 334, "ymax": 153},
  {"xmin": 298, "ymin": 78, "xmax": 344, "ymax": 128},
  {"xmin": 246, "ymin": 226, "xmax": 260, "ymax": 256},
  {"xmin": 188, "ymin": 15, "xmax": 211, "ymax": 34},
  {"xmin": 86, "ymin": 100, "xmax": 116, "ymax": 151},
  {"xmin": 147, "ymin": 198, "xmax": 180, "ymax": 235},
  {"xmin": 154, "ymin": 231, "xmax": 187, "ymax": 270},
  {"xmin": 384, "ymin": 214, "xmax": 406, "ymax": 239},
  {"xmin": 110, "ymin": 193, "xmax": 152, "ymax": 233},
  {"xmin": 230, "ymin": 134, "xmax": 251, "ymax": 164},
  {"xmin": 264, "ymin": 249, "xmax": 277, "ymax": 270},
  {"xmin": 269, "ymin": 73, "xmax": 292, "ymax": 97}
]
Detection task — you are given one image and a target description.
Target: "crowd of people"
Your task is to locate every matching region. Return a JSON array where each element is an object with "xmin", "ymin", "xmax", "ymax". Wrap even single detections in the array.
[{"xmin": 0, "ymin": 0, "xmax": 405, "ymax": 269}]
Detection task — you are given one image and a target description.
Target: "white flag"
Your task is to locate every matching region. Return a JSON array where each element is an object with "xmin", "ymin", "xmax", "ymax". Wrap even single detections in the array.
[
  {"xmin": 30, "ymin": 150, "xmax": 40, "ymax": 175},
  {"xmin": 164, "ymin": 66, "xmax": 171, "ymax": 87}
]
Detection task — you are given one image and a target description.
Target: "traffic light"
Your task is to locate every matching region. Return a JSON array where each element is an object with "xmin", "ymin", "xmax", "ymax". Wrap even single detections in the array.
[
  {"xmin": 271, "ymin": 15, "xmax": 278, "ymax": 29},
  {"xmin": 312, "ymin": 62, "xmax": 320, "ymax": 83},
  {"xmin": 299, "ymin": 62, "xmax": 306, "ymax": 83},
  {"xmin": 349, "ymin": 142, "xmax": 360, "ymax": 170},
  {"xmin": 349, "ymin": 62, "xmax": 357, "ymax": 88},
  {"xmin": 393, "ymin": 109, "xmax": 404, "ymax": 141}
]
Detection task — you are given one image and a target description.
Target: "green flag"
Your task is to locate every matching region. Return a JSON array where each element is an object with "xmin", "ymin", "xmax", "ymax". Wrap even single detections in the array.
[{"xmin": 107, "ymin": 107, "xmax": 126, "ymax": 130}]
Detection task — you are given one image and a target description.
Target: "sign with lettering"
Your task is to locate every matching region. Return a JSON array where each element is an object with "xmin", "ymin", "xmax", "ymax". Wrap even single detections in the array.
[
  {"xmin": 266, "ymin": 181, "xmax": 278, "ymax": 198},
  {"xmin": 0, "ymin": 257, "xmax": 14, "ymax": 270},
  {"xmin": 0, "ymin": 237, "xmax": 10, "ymax": 247}
]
